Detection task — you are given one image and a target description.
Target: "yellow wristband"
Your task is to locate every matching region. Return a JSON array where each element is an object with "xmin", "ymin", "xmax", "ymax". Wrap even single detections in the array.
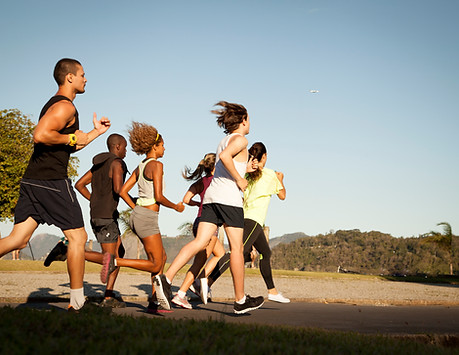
[{"xmin": 68, "ymin": 133, "xmax": 77, "ymax": 146}]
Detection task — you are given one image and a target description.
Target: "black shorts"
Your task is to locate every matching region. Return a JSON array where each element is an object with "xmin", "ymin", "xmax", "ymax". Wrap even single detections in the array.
[
  {"xmin": 200, "ymin": 203, "xmax": 244, "ymax": 229},
  {"xmin": 90, "ymin": 218, "xmax": 120, "ymax": 244},
  {"xmin": 14, "ymin": 178, "xmax": 84, "ymax": 231}
]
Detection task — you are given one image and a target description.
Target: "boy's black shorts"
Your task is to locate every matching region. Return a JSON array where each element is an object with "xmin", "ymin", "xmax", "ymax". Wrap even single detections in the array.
[{"xmin": 14, "ymin": 178, "xmax": 84, "ymax": 231}]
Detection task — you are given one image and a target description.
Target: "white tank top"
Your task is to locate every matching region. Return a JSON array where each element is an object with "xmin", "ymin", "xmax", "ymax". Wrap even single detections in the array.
[
  {"xmin": 202, "ymin": 133, "xmax": 247, "ymax": 208},
  {"xmin": 136, "ymin": 157, "xmax": 163, "ymax": 206}
]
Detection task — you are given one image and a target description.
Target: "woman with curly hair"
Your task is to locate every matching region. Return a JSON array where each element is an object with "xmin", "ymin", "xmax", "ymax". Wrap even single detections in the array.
[{"xmin": 101, "ymin": 121, "xmax": 184, "ymax": 314}]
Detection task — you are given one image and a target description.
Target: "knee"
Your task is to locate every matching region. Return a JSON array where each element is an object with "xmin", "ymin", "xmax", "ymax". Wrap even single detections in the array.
[{"xmin": 260, "ymin": 249, "xmax": 271, "ymax": 260}]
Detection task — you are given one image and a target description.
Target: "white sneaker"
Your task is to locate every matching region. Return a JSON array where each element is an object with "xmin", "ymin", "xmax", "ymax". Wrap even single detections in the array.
[
  {"xmin": 172, "ymin": 294, "xmax": 192, "ymax": 309},
  {"xmin": 200, "ymin": 278, "xmax": 208, "ymax": 305},
  {"xmin": 268, "ymin": 293, "xmax": 290, "ymax": 303}
]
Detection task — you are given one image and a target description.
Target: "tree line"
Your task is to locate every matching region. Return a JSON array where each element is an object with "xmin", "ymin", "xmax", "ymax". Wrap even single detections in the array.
[{"xmin": 271, "ymin": 228, "xmax": 458, "ymax": 276}]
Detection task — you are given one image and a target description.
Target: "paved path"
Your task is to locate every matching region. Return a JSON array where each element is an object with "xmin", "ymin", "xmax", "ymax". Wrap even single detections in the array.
[
  {"xmin": 1, "ymin": 270, "xmax": 459, "ymax": 336},
  {"xmin": 3, "ymin": 300, "xmax": 459, "ymax": 336}
]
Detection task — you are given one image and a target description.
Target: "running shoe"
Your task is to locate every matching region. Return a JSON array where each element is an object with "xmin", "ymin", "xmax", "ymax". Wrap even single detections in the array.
[
  {"xmin": 67, "ymin": 300, "xmax": 104, "ymax": 314},
  {"xmin": 146, "ymin": 301, "xmax": 173, "ymax": 314},
  {"xmin": 233, "ymin": 295, "xmax": 264, "ymax": 314},
  {"xmin": 153, "ymin": 274, "xmax": 172, "ymax": 310},
  {"xmin": 100, "ymin": 297, "xmax": 126, "ymax": 308},
  {"xmin": 268, "ymin": 293, "xmax": 290, "ymax": 303},
  {"xmin": 100, "ymin": 253, "xmax": 116, "ymax": 284},
  {"xmin": 172, "ymin": 294, "xmax": 192, "ymax": 309},
  {"xmin": 200, "ymin": 278, "xmax": 208, "ymax": 305},
  {"xmin": 44, "ymin": 241, "xmax": 68, "ymax": 267}
]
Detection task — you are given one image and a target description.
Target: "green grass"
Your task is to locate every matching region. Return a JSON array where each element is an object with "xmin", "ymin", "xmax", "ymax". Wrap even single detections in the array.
[{"xmin": 0, "ymin": 306, "xmax": 456, "ymax": 354}]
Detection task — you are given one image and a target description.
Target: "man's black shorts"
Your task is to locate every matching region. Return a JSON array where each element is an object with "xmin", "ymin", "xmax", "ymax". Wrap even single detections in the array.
[
  {"xmin": 14, "ymin": 178, "xmax": 84, "ymax": 230},
  {"xmin": 91, "ymin": 218, "xmax": 120, "ymax": 244},
  {"xmin": 200, "ymin": 203, "xmax": 244, "ymax": 229}
]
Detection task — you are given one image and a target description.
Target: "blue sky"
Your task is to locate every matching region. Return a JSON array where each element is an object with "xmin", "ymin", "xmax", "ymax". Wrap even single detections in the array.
[{"xmin": 1, "ymin": 0, "xmax": 458, "ymax": 241}]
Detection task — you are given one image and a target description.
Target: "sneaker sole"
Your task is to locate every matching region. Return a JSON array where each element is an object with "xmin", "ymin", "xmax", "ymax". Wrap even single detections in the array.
[
  {"xmin": 153, "ymin": 276, "xmax": 171, "ymax": 310},
  {"xmin": 200, "ymin": 279, "xmax": 208, "ymax": 305},
  {"xmin": 172, "ymin": 299, "xmax": 192, "ymax": 310},
  {"xmin": 268, "ymin": 297, "xmax": 290, "ymax": 304},
  {"xmin": 233, "ymin": 300, "xmax": 265, "ymax": 315}
]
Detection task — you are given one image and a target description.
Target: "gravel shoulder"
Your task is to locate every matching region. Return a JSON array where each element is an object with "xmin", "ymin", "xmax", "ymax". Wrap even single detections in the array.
[{"xmin": 1, "ymin": 271, "xmax": 458, "ymax": 306}]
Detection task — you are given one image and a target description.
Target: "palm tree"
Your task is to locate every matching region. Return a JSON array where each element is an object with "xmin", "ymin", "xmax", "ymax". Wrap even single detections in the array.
[{"xmin": 423, "ymin": 222, "xmax": 455, "ymax": 275}]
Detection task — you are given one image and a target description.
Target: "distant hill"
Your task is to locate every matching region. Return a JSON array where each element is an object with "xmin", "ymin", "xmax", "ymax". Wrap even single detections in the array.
[
  {"xmin": 271, "ymin": 229, "xmax": 459, "ymax": 276},
  {"xmin": 269, "ymin": 232, "xmax": 308, "ymax": 248}
]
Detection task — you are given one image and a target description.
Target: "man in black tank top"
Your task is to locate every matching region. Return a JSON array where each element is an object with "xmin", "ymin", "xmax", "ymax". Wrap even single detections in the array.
[
  {"xmin": 45, "ymin": 134, "xmax": 129, "ymax": 308},
  {"xmin": 0, "ymin": 58, "xmax": 111, "ymax": 312}
]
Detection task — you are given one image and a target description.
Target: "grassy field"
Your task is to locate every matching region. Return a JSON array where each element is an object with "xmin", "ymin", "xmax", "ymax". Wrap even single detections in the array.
[
  {"xmin": 1, "ymin": 260, "xmax": 458, "ymax": 353},
  {"xmin": 0, "ymin": 306, "xmax": 457, "ymax": 354}
]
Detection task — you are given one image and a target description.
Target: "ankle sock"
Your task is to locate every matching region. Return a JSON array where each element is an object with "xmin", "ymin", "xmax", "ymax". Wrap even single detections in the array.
[
  {"xmin": 178, "ymin": 290, "xmax": 186, "ymax": 299},
  {"xmin": 70, "ymin": 287, "xmax": 85, "ymax": 309},
  {"xmin": 236, "ymin": 295, "xmax": 246, "ymax": 304}
]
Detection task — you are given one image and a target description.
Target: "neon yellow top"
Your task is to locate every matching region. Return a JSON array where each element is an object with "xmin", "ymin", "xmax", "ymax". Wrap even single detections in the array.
[{"xmin": 243, "ymin": 168, "xmax": 283, "ymax": 226}]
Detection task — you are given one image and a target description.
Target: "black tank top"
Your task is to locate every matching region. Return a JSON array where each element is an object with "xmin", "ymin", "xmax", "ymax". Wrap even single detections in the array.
[{"xmin": 23, "ymin": 95, "xmax": 79, "ymax": 180}]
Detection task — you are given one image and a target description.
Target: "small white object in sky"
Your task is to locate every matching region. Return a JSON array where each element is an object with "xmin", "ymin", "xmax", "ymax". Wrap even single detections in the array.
[{"xmin": 309, "ymin": 90, "xmax": 319, "ymax": 93}]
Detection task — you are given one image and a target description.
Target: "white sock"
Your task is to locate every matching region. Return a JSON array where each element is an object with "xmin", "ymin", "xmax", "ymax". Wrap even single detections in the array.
[
  {"xmin": 178, "ymin": 290, "xmax": 186, "ymax": 299},
  {"xmin": 236, "ymin": 295, "xmax": 246, "ymax": 304},
  {"xmin": 114, "ymin": 259, "xmax": 118, "ymax": 266},
  {"xmin": 166, "ymin": 276, "xmax": 171, "ymax": 284},
  {"xmin": 70, "ymin": 288, "xmax": 85, "ymax": 310}
]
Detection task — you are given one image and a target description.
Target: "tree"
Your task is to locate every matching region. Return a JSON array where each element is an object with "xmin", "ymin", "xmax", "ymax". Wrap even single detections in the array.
[
  {"xmin": 0, "ymin": 109, "xmax": 79, "ymax": 222},
  {"xmin": 422, "ymin": 222, "xmax": 455, "ymax": 275},
  {"xmin": 178, "ymin": 221, "xmax": 194, "ymax": 237}
]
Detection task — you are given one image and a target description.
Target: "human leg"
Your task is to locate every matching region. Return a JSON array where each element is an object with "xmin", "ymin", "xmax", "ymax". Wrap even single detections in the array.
[
  {"xmin": 63, "ymin": 227, "xmax": 87, "ymax": 309},
  {"xmin": 154, "ymin": 222, "xmax": 217, "ymax": 310},
  {"xmin": 0, "ymin": 218, "xmax": 37, "ymax": 257},
  {"xmin": 224, "ymin": 225, "xmax": 245, "ymax": 301},
  {"xmin": 165, "ymin": 222, "xmax": 217, "ymax": 282}
]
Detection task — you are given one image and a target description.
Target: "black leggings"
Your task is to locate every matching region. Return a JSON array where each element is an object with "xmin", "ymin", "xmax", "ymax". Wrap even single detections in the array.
[{"xmin": 208, "ymin": 218, "xmax": 275, "ymax": 290}]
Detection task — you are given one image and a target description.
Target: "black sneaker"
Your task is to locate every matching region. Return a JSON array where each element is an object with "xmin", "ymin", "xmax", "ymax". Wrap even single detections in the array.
[
  {"xmin": 146, "ymin": 301, "xmax": 173, "ymax": 314},
  {"xmin": 44, "ymin": 241, "xmax": 68, "ymax": 267},
  {"xmin": 67, "ymin": 300, "xmax": 106, "ymax": 314},
  {"xmin": 153, "ymin": 274, "xmax": 172, "ymax": 310},
  {"xmin": 100, "ymin": 297, "xmax": 126, "ymax": 308},
  {"xmin": 100, "ymin": 253, "xmax": 117, "ymax": 284},
  {"xmin": 233, "ymin": 295, "xmax": 264, "ymax": 314}
]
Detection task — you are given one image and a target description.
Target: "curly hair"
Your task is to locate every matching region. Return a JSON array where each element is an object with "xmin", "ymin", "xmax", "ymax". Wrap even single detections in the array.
[
  {"xmin": 211, "ymin": 101, "xmax": 248, "ymax": 134},
  {"xmin": 183, "ymin": 153, "xmax": 216, "ymax": 181},
  {"xmin": 247, "ymin": 142, "xmax": 267, "ymax": 184},
  {"xmin": 128, "ymin": 121, "xmax": 162, "ymax": 155}
]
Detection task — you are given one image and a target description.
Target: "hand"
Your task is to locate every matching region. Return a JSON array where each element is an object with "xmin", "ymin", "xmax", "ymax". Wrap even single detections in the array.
[
  {"xmin": 74, "ymin": 130, "xmax": 89, "ymax": 147},
  {"xmin": 236, "ymin": 177, "xmax": 248, "ymax": 192},
  {"xmin": 175, "ymin": 202, "xmax": 185, "ymax": 213},
  {"xmin": 93, "ymin": 113, "xmax": 111, "ymax": 134},
  {"xmin": 246, "ymin": 156, "xmax": 259, "ymax": 173},
  {"xmin": 276, "ymin": 171, "xmax": 284, "ymax": 182}
]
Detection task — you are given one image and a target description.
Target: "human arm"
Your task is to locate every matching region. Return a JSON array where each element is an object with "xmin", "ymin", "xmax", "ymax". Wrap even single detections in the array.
[
  {"xmin": 119, "ymin": 167, "xmax": 139, "ymax": 209},
  {"xmin": 33, "ymin": 101, "xmax": 110, "ymax": 150},
  {"xmin": 148, "ymin": 161, "xmax": 184, "ymax": 212},
  {"xmin": 74, "ymin": 113, "xmax": 111, "ymax": 150},
  {"xmin": 74, "ymin": 170, "xmax": 92, "ymax": 201},
  {"xmin": 276, "ymin": 171, "xmax": 286, "ymax": 200},
  {"xmin": 182, "ymin": 180, "xmax": 204, "ymax": 207},
  {"xmin": 110, "ymin": 159, "xmax": 125, "ymax": 195},
  {"xmin": 219, "ymin": 135, "xmax": 249, "ymax": 191}
]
